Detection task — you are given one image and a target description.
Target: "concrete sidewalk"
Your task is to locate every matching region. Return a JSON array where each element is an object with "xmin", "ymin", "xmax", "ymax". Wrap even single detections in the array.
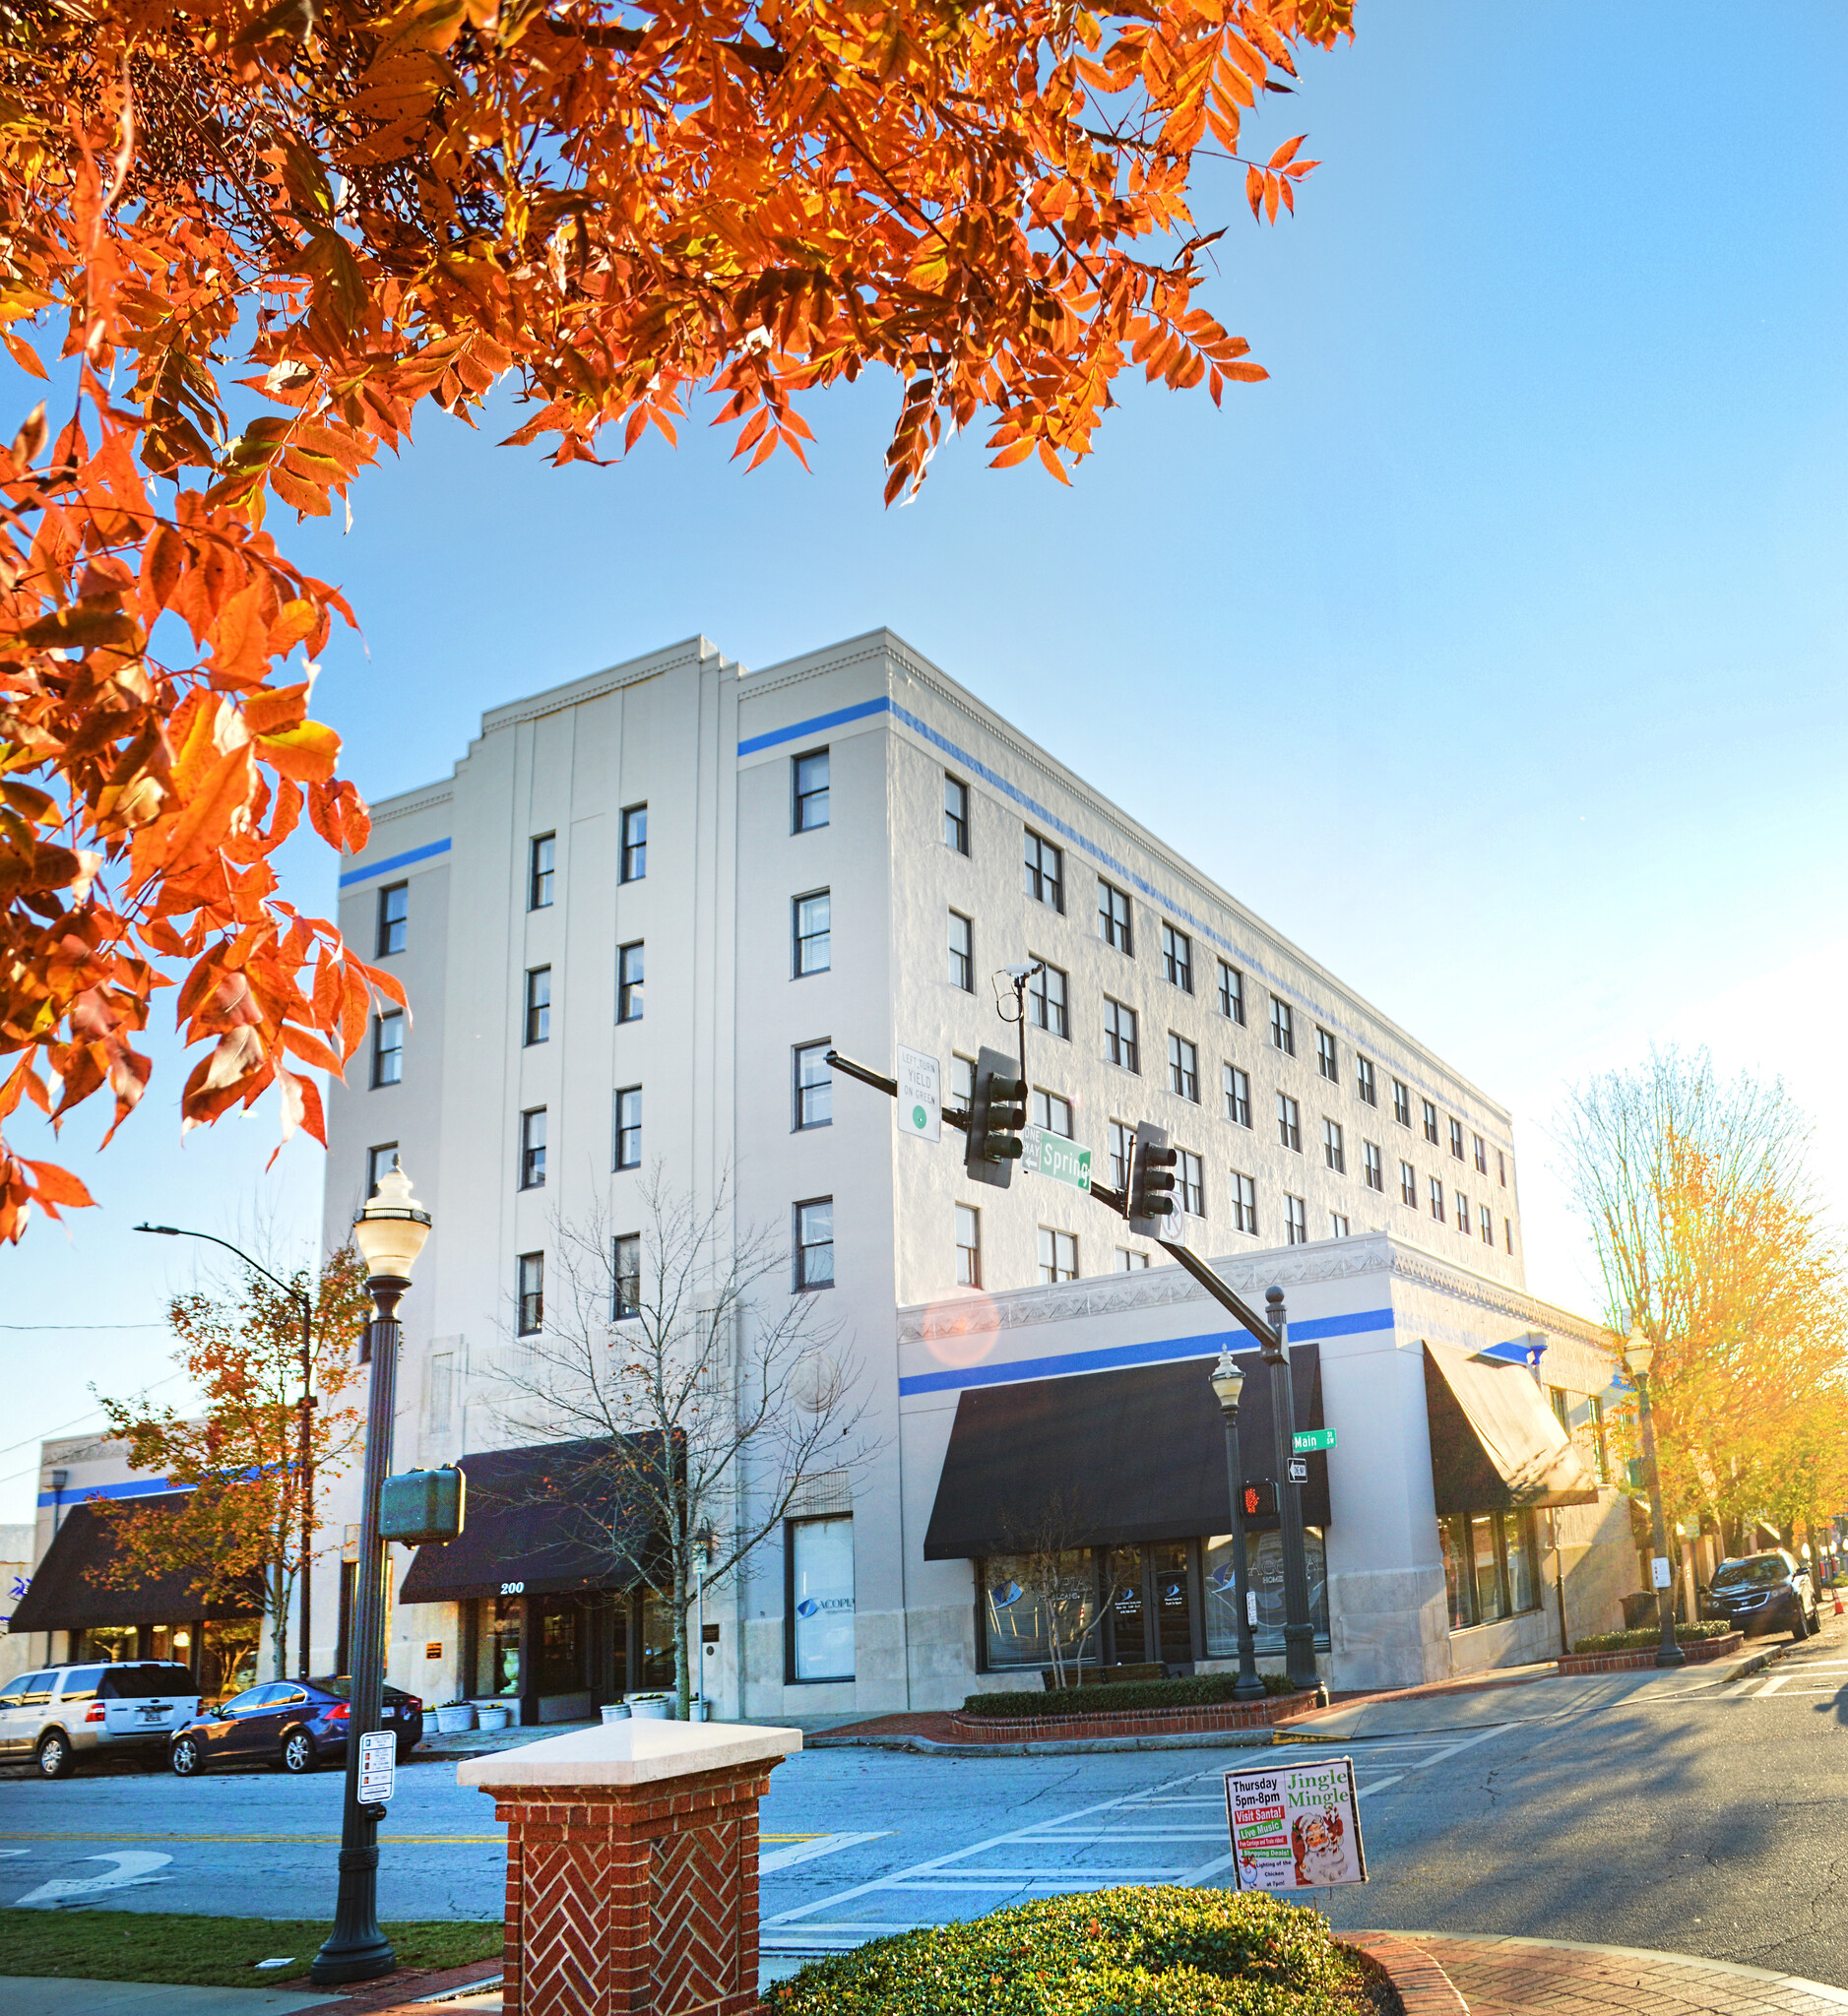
[{"xmin": 1392, "ymin": 1931, "xmax": 1848, "ymax": 2013}]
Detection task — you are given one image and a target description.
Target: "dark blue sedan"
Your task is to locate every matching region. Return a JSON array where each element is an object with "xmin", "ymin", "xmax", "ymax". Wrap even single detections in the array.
[{"xmin": 168, "ymin": 1677, "xmax": 423, "ymax": 1777}]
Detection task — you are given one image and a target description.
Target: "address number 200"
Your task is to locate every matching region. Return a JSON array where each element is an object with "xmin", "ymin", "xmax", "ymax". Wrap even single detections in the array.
[{"xmin": 499, "ymin": 1581, "xmax": 526, "ymax": 1597}]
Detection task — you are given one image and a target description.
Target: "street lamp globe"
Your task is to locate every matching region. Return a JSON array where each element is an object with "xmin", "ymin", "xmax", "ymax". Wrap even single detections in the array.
[
  {"xmin": 1209, "ymin": 1350, "xmax": 1244, "ymax": 1412},
  {"xmin": 1622, "ymin": 1325, "xmax": 1654, "ymax": 1378},
  {"xmin": 351, "ymin": 1165, "xmax": 431, "ymax": 1281}
]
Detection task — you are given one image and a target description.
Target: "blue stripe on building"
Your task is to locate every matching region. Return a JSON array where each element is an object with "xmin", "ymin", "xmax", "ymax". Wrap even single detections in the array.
[
  {"xmin": 37, "ymin": 1479, "xmax": 181, "ymax": 1508},
  {"xmin": 736, "ymin": 697, "xmax": 891, "ymax": 756},
  {"xmin": 338, "ymin": 837, "xmax": 453, "ymax": 889}
]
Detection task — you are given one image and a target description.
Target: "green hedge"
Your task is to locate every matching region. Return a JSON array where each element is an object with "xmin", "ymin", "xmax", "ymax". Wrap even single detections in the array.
[
  {"xmin": 1571, "ymin": 1621, "xmax": 1734, "ymax": 1654},
  {"xmin": 962, "ymin": 1673, "xmax": 1301, "ymax": 1721},
  {"xmin": 763, "ymin": 1886, "xmax": 1376, "ymax": 2016}
]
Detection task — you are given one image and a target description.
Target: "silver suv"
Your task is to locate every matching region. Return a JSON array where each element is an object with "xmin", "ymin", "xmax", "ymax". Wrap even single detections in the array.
[{"xmin": 0, "ymin": 1662, "xmax": 202, "ymax": 1780}]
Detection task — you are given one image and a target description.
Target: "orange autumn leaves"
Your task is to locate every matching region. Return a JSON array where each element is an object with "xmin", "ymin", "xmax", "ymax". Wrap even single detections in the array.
[{"xmin": 0, "ymin": 0, "xmax": 1351, "ymax": 1238}]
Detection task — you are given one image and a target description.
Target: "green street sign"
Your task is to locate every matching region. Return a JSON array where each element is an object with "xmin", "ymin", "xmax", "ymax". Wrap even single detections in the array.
[
  {"xmin": 1292, "ymin": 1428, "xmax": 1336, "ymax": 1454},
  {"xmin": 1027, "ymin": 1128, "xmax": 1092, "ymax": 1192}
]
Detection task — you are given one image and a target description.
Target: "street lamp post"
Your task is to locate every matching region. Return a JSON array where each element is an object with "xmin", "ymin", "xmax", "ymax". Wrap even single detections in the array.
[
  {"xmin": 137, "ymin": 1223, "xmax": 318, "ymax": 1679},
  {"xmin": 1263, "ymin": 1287, "xmax": 1319, "ymax": 1693},
  {"xmin": 1209, "ymin": 1350, "xmax": 1267, "ymax": 1703},
  {"xmin": 1622, "ymin": 1324, "xmax": 1685, "ymax": 1670},
  {"xmin": 311, "ymin": 1167, "xmax": 431, "ymax": 1988}
]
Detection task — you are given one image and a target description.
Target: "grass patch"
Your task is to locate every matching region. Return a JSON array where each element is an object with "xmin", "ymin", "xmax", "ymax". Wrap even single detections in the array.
[
  {"xmin": 1570, "ymin": 1621, "xmax": 1735, "ymax": 1654},
  {"xmin": 963, "ymin": 1673, "xmax": 1301, "ymax": 1720},
  {"xmin": 0, "ymin": 1909, "xmax": 500, "ymax": 1989},
  {"xmin": 766, "ymin": 1887, "xmax": 1382, "ymax": 2015}
]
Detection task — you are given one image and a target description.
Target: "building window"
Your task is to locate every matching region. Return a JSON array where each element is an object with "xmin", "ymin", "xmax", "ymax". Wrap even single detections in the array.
[
  {"xmin": 944, "ymin": 774, "xmax": 970, "ymax": 853},
  {"xmin": 1284, "ymin": 1195, "xmax": 1307, "ymax": 1245},
  {"xmin": 1024, "ymin": 830, "xmax": 1063, "ymax": 912},
  {"xmin": 1109, "ymin": 1120, "xmax": 1132, "ymax": 1190},
  {"xmin": 788, "ymin": 1515, "xmax": 855, "ymax": 1682},
  {"xmin": 1032, "ymin": 1089, "xmax": 1073, "ymax": 1138},
  {"xmin": 795, "ymin": 1198, "xmax": 834, "ymax": 1291},
  {"xmin": 795, "ymin": 891, "xmax": 831, "ymax": 975},
  {"xmin": 948, "ymin": 910, "xmax": 974, "ymax": 991},
  {"xmin": 1316, "ymin": 1027, "xmax": 1337, "ymax": 1082},
  {"xmin": 1162, "ymin": 923, "xmax": 1192, "ymax": 993},
  {"xmin": 1104, "ymin": 998, "xmax": 1139, "ymax": 1073},
  {"xmin": 1423, "ymin": 1100, "xmax": 1439, "ymax": 1145},
  {"xmin": 524, "ymin": 966, "xmax": 550, "ymax": 1046},
  {"xmin": 1098, "ymin": 878, "xmax": 1132, "ymax": 955},
  {"xmin": 1329, "ymin": 1212, "xmax": 1350, "ymax": 1238},
  {"xmin": 1590, "ymin": 1397, "xmax": 1611, "ymax": 1483},
  {"xmin": 517, "ymin": 1252, "xmax": 543, "ymax": 1335},
  {"xmin": 1116, "ymin": 1247, "xmax": 1150, "ymax": 1271},
  {"xmin": 1364, "ymin": 1141, "xmax": 1383, "ymax": 1192},
  {"xmin": 1038, "ymin": 1227, "xmax": 1078, "ymax": 1284},
  {"xmin": 1439, "ymin": 1511, "xmax": 1541, "ymax": 1628},
  {"xmin": 1455, "ymin": 1188, "xmax": 1469, "ymax": 1232},
  {"xmin": 520, "ymin": 1107, "xmax": 546, "ymax": 1189},
  {"xmin": 956, "ymin": 1205, "xmax": 981, "ymax": 1287},
  {"xmin": 1232, "ymin": 1171, "xmax": 1258, "ymax": 1234},
  {"xmin": 1450, "ymin": 1117, "xmax": 1465, "ymax": 1162},
  {"xmin": 1270, "ymin": 998, "xmax": 1294, "ymax": 1055},
  {"xmin": 366, "ymin": 1143, "xmax": 399, "ymax": 1196},
  {"xmin": 376, "ymin": 882, "xmax": 408, "ymax": 957},
  {"xmin": 1474, "ymin": 1132, "xmax": 1488, "ymax": 1174},
  {"xmin": 1224, "ymin": 1064, "xmax": 1251, "ymax": 1128},
  {"xmin": 1480, "ymin": 1203, "xmax": 1494, "ymax": 1244},
  {"xmin": 795, "ymin": 1041, "xmax": 832, "ymax": 1129},
  {"xmin": 794, "ymin": 749, "xmax": 830, "ymax": 831},
  {"xmin": 1429, "ymin": 1175, "xmax": 1444, "ymax": 1222},
  {"xmin": 1277, "ymin": 1093, "xmax": 1301, "ymax": 1152},
  {"xmin": 611, "ymin": 1233, "xmax": 641, "ymax": 1320},
  {"xmin": 1498, "ymin": 1150, "xmax": 1507, "ymax": 1187},
  {"xmin": 1356, "ymin": 1055, "xmax": 1376, "ymax": 1106},
  {"xmin": 1393, "ymin": 1079, "xmax": 1411, "ymax": 1128},
  {"xmin": 1218, "ymin": 961, "xmax": 1244, "ymax": 1024},
  {"xmin": 617, "ymin": 940, "xmax": 644, "ymax": 1022},
  {"xmin": 1028, "ymin": 960, "xmax": 1069, "ymax": 1040},
  {"xmin": 1400, "ymin": 1160, "xmax": 1417, "ymax": 1207},
  {"xmin": 613, "ymin": 1086, "xmax": 642, "ymax": 1169},
  {"xmin": 1322, "ymin": 1118, "xmax": 1345, "ymax": 1174},
  {"xmin": 1505, "ymin": 1217, "xmax": 1514, "ymax": 1254},
  {"xmin": 371, "ymin": 1011, "xmax": 404, "ymax": 1087},
  {"xmin": 620, "ymin": 804, "xmax": 648, "ymax": 882},
  {"xmin": 951, "ymin": 1054, "xmax": 975, "ymax": 1111},
  {"xmin": 1178, "ymin": 1150, "xmax": 1204, "ymax": 1217},
  {"xmin": 1168, "ymin": 1034, "xmax": 1199, "ymax": 1102},
  {"xmin": 529, "ymin": 834, "xmax": 555, "ymax": 911}
]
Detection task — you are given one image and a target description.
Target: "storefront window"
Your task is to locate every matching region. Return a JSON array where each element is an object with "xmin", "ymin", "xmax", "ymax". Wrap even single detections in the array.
[
  {"xmin": 982, "ymin": 1549, "xmax": 1099, "ymax": 1670},
  {"xmin": 537, "ymin": 1598, "xmax": 583, "ymax": 1696},
  {"xmin": 77, "ymin": 1625, "xmax": 138, "ymax": 1664},
  {"xmin": 476, "ymin": 1596, "xmax": 522, "ymax": 1697},
  {"xmin": 790, "ymin": 1516, "xmax": 857, "ymax": 1680},
  {"xmin": 1471, "ymin": 1516, "xmax": 1504, "ymax": 1622},
  {"xmin": 1440, "ymin": 1520, "xmax": 1469, "ymax": 1630},
  {"xmin": 199, "ymin": 1619, "xmax": 259, "ymax": 1701},
  {"xmin": 1440, "ymin": 1511, "xmax": 1542, "ymax": 1629},
  {"xmin": 640, "ymin": 1588, "xmax": 677, "ymax": 1690},
  {"xmin": 1503, "ymin": 1515, "xmax": 1538, "ymax": 1614},
  {"xmin": 1203, "ymin": 1531, "xmax": 1330, "ymax": 1655}
]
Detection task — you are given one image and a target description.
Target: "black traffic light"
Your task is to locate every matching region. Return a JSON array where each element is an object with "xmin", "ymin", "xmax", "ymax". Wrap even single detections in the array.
[
  {"xmin": 965, "ymin": 1044, "xmax": 1028, "ymax": 1190},
  {"xmin": 1128, "ymin": 1119, "xmax": 1177, "ymax": 1236}
]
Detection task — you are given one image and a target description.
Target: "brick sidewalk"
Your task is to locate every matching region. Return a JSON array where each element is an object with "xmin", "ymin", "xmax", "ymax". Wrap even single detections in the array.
[{"xmin": 1392, "ymin": 1932, "xmax": 1848, "ymax": 2014}]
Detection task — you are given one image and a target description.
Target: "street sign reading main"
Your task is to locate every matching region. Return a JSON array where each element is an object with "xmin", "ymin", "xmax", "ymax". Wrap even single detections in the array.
[
  {"xmin": 1292, "ymin": 1429, "xmax": 1336, "ymax": 1454},
  {"xmin": 1025, "ymin": 1127, "xmax": 1092, "ymax": 1192}
]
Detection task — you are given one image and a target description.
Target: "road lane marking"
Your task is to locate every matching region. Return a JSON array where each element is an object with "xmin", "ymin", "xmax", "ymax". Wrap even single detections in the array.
[
  {"xmin": 0, "ymin": 1831, "xmax": 503, "ymax": 1845},
  {"xmin": 14, "ymin": 1851, "xmax": 172, "ymax": 1908},
  {"xmin": 760, "ymin": 1832, "xmax": 890, "ymax": 1872}
]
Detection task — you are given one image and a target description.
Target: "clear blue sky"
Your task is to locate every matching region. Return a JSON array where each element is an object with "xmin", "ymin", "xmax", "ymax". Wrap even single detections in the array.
[{"xmin": 4, "ymin": 4, "xmax": 1844, "ymax": 1522}]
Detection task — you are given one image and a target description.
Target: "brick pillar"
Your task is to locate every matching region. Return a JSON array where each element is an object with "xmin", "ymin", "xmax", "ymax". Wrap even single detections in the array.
[{"xmin": 461, "ymin": 1720, "xmax": 801, "ymax": 2016}]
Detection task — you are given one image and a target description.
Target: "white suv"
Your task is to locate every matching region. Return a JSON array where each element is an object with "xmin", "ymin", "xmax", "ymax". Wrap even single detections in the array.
[{"xmin": 0, "ymin": 1662, "xmax": 203, "ymax": 1779}]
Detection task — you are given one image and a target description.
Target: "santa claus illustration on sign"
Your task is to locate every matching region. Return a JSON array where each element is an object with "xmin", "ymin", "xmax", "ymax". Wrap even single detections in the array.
[{"xmin": 1291, "ymin": 1804, "xmax": 1355, "ymax": 1887}]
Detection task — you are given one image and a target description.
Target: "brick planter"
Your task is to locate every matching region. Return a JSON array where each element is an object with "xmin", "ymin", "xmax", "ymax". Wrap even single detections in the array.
[
  {"xmin": 460, "ymin": 1719, "xmax": 799, "ymax": 2016},
  {"xmin": 1557, "ymin": 1629, "xmax": 1743, "ymax": 1675},
  {"xmin": 947, "ymin": 1691, "xmax": 1309, "ymax": 1744}
]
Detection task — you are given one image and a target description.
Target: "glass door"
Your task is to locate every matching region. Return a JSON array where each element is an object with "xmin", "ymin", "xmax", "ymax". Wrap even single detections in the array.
[
  {"xmin": 1106, "ymin": 1544, "xmax": 1147, "ymax": 1665},
  {"xmin": 1150, "ymin": 1542, "xmax": 1195, "ymax": 1666}
]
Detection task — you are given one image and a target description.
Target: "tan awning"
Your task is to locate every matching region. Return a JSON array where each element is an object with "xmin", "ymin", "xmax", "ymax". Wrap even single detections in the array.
[{"xmin": 1423, "ymin": 1341, "xmax": 1597, "ymax": 1514}]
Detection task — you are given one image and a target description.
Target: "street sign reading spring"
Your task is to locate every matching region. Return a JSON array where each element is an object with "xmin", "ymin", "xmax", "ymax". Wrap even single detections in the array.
[
  {"xmin": 1025, "ymin": 1126, "xmax": 1092, "ymax": 1192},
  {"xmin": 1224, "ymin": 1756, "xmax": 1367, "ymax": 1895},
  {"xmin": 1292, "ymin": 1429, "xmax": 1336, "ymax": 1454}
]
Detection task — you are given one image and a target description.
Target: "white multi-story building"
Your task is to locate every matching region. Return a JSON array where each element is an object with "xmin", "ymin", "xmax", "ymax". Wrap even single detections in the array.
[{"xmin": 314, "ymin": 629, "xmax": 1629, "ymax": 1720}]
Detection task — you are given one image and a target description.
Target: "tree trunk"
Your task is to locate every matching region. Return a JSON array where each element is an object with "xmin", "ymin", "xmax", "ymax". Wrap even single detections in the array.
[
  {"xmin": 271, "ymin": 1559, "xmax": 288, "ymax": 1679},
  {"xmin": 673, "ymin": 1556, "xmax": 691, "ymax": 1721}
]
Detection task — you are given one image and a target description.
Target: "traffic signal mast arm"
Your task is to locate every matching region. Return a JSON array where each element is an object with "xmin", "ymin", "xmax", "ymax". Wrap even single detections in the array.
[{"xmin": 827, "ymin": 1049, "xmax": 1273, "ymax": 1349}]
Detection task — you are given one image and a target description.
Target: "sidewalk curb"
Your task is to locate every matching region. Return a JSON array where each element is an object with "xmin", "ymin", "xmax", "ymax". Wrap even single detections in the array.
[
  {"xmin": 1350, "ymin": 1935, "xmax": 1469, "ymax": 2015},
  {"xmin": 1385, "ymin": 1930, "xmax": 1848, "ymax": 2008},
  {"xmin": 809, "ymin": 1726, "xmax": 1287, "ymax": 1756},
  {"xmin": 287, "ymin": 1958, "xmax": 505, "ymax": 2015}
]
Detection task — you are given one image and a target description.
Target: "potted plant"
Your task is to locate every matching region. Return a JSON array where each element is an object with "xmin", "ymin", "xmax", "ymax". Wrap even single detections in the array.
[
  {"xmin": 599, "ymin": 1701, "xmax": 632, "ymax": 1725},
  {"xmin": 474, "ymin": 1699, "xmax": 515, "ymax": 1732},
  {"xmin": 626, "ymin": 1692, "xmax": 672, "ymax": 1721},
  {"xmin": 432, "ymin": 1700, "xmax": 476, "ymax": 1734}
]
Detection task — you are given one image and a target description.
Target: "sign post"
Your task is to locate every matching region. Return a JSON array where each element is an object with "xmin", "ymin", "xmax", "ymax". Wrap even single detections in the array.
[
  {"xmin": 357, "ymin": 1731, "xmax": 396, "ymax": 1810},
  {"xmin": 1224, "ymin": 1756, "xmax": 1366, "ymax": 1896},
  {"xmin": 895, "ymin": 1046, "xmax": 940, "ymax": 1143}
]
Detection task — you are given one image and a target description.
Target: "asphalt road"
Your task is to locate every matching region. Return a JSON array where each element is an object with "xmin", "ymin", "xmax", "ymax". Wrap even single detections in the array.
[{"xmin": 2, "ymin": 1621, "xmax": 1844, "ymax": 1987}]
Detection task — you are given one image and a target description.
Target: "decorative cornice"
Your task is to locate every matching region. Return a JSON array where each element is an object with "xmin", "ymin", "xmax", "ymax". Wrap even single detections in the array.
[{"xmin": 369, "ymin": 785, "xmax": 454, "ymax": 824}]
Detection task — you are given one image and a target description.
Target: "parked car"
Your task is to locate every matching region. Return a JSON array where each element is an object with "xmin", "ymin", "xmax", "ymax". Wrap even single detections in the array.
[
  {"xmin": 0, "ymin": 1662, "xmax": 202, "ymax": 1780},
  {"xmin": 168, "ymin": 1676, "xmax": 423, "ymax": 1777},
  {"xmin": 1699, "ymin": 1550, "xmax": 1818, "ymax": 1640}
]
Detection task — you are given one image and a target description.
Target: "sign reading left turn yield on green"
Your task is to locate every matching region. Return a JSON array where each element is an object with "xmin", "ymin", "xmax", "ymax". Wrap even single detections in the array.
[{"xmin": 897, "ymin": 1045, "xmax": 940, "ymax": 1142}]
